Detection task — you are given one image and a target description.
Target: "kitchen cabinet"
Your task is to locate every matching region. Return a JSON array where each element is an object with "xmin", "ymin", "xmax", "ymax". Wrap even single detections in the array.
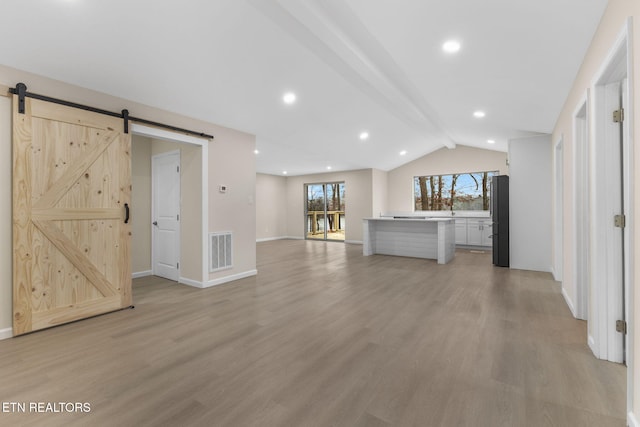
[
  {"xmin": 455, "ymin": 219, "xmax": 467, "ymax": 245},
  {"xmin": 460, "ymin": 218, "xmax": 492, "ymax": 247}
]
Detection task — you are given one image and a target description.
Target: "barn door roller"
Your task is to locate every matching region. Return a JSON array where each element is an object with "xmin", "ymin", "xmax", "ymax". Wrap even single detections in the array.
[{"xmin": 9, "ymin": 83, "xmax": 214, "ymax": 139}]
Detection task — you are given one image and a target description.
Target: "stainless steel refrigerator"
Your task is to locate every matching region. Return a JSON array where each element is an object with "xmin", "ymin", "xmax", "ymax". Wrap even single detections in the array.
[{"xmin": 491, "ymin": 175, "xmax": 509, "ymax": 267}]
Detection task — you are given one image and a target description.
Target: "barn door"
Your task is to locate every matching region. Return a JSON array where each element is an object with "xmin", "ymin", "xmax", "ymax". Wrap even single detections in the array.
[{"xmin": 12, "ymin": 95, "xmax": 132, "ymax": 335}]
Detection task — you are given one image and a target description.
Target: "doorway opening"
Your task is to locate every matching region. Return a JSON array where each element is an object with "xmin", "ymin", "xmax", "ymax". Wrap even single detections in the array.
[
  {"xmin": 305, "ymin": 182, "xmax": 345, "ymax": 241},
  {"xmin": 131, "ymin": 124, "xmax": 209, "ymax": 287}
]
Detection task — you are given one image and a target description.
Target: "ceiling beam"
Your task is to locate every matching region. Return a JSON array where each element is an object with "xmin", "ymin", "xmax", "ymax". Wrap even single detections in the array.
[{"xmin": 249, "ymin": 0, "xmax": 456, "ymax": 149}]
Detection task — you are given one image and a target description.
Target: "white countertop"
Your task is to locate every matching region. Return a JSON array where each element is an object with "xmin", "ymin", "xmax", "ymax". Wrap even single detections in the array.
[
  {"xmin": 364, "ymin": 217, "xmax": 454, "ymax": 222},
  {"xmin": 379, "ymin": 211, "xmax": 490, "ymax": 219}
]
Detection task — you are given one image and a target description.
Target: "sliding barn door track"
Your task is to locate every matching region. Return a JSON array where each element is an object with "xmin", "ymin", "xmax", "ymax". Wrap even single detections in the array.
[{"xmin": 10, "ymin": 82, "xmax": 214, "ymax": 139}]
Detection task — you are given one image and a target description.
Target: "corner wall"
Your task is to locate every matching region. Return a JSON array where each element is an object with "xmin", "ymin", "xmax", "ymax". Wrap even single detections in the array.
[
  {"xmin": 256, "ymin": 173, "xmax": 288, "ymax": 240},
  {"xmin": 508, "ymin": 135, "xmax": 552, "ymax": 272}
]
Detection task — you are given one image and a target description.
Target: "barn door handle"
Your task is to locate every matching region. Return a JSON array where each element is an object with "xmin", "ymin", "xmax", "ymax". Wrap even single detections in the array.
[{"xmin": 124, "ymin": 203, "xmax": 130, "ymax": 224}]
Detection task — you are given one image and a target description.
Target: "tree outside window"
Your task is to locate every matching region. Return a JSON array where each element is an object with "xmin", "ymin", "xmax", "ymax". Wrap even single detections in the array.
[{"xmin": 414, "ymin": 171, "xmax": 498, "ymax": 211}]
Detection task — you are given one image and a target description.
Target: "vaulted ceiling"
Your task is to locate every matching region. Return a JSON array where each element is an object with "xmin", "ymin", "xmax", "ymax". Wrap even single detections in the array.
[{"xmin": 0, "ymin": 0, "xmax": 608, "ymax": 175}]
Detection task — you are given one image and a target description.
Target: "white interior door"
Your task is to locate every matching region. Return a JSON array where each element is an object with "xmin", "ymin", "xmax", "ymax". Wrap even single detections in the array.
[{"xmin": 152, "ymin": 150, "xmax": 181, "ymax": 281}]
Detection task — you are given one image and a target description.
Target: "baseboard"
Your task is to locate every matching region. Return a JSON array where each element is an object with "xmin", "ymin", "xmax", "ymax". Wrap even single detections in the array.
[
  {"xmin": 0, "ymin": 327, "xmax": 13, "ymax": 340},
  {"xmin": 285, "ymin": 236, "xmax": 304, "ymax": 240},
  {"xmin": 588, "ymin": 334, "xmax": 597, "ymax": 357},
  {"xmin": 345, "ymin": 240, "xmax": 363, "ymax": 245},
  {"xmin": 132, "ymin": 270, "xmax": 152, "ymax": 279},
  {"xmin": 561, "ymin": 287, "xmax": 577, "ymax": 318},
  {"xmin": 204, "ymin": 270, "xmax": 257, "ymax": 288},
  {"xmin": 179, "ymin": 277, "xmax": 206, "ymax": 288},
  {"xmin": 629, "ymin": 411, "xmax": 639, "ymax": 427},
  {"xmin": 256, "ymin": 236, "xmax": 288, "ymax": 242}
]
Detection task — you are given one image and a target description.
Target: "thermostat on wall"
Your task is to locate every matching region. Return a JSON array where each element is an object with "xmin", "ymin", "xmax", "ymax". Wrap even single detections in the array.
[{"xmin": 218, "ymin": 185, "xmax": 228, "ymax": 193}]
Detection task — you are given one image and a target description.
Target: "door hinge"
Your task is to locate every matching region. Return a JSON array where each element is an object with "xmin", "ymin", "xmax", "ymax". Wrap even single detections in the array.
[
  {"xmin": 177, "ymin": 262, "xmax": 179, "ymax": 269},
  {"xmin": 616, "ymin": 320, "xmax": 627, "ymax": 334},
  {"xmin": 613, "ymin": 108, "xmax": 624, "ymax": 123},
  {"xmin": 614, "ymin": 214, "xmax": 626, "ymax": 228},
  {"xmin": 177, "ymin": 214, "xmax": 180, "ymax": 221},
  {"xmin": 177, "ymin": 166, "xmax": 180, "ymax": 173}
]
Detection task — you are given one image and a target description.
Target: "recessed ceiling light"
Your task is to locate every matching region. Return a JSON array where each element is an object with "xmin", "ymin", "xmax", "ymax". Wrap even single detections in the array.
[
  {"xmin": 473, "ymin": 111, "xmax": 486, "ymax": 118},
  {"xmin": 487, "ymin": 139, "xmax": 495, "ymax": 144},
  {"xmin": 282, "ymin": 171, "xmax": 288, "ymax": 175},
  {"xmin": 283, "ymin": 92, "xmax": 296, "ymax": 104},
  {"xmin": 400, "ymin": 150, "xmax": 407, "ymax": 156},
  {"xmin": 442, "ymin": 40, "xmax": 461, "ymax": 53},
  {"xmin": 254, "ymin": 149, "xmax": 260, "ymax": 154},
  {"xmin": 359, "ymin": 131, "xmax": 369, "ymax": 140},
  {"xmin": 327, "ymin": 166, "xmax": 332, "ymax": 170}
]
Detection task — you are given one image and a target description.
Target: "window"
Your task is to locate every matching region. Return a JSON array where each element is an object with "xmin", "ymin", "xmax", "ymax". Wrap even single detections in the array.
[{"xmin": 413, "ymin": 171, "xmax": 499, "ymax": 211}]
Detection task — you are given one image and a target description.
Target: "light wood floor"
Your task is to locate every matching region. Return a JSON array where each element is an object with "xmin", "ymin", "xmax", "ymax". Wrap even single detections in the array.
[{"xmin": 0, "ymin": 240, "xmax": 626, "ymax": 426}]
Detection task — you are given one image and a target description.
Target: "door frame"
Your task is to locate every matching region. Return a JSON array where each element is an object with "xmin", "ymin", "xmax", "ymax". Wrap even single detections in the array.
[
  {"xmin": 589, "ymin": 18, "xmax": 634, "ymax": 417},
  {"xmin": 151, "ymin": 149, "xmax": 181, "ymax": 281},
  {"xmin": 304, "ymin": 181, "xmax": 345, "ymax": 242},
  {"xmin": 131, "ymin": 124, "xmax": 209, "ymax": 285},
  {"xmin": 553, "ymin": 136, "xmax": 564, "ymax": 283},
  {"xmin": 572, "ymin": 90, "xmax": 589, "ymax": 321}
]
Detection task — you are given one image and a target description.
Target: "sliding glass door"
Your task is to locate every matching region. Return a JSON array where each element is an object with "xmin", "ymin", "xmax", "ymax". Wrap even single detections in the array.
[{"xmin": 305, "ymin": 182, "xmax": 345, "ymax": 241}]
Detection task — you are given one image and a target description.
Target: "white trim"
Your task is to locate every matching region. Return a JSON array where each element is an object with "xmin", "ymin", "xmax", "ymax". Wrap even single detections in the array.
[
  {"xmin": 553, "ymin": 136, "xmax": 563, "ymax": 283},
  {"xmin": 202, "ymin": 143, "xmax": 209, "ymax": 288},
  {"xmin": 629, "ymin": 411, "xmax": 639, "ymax": 427},
  {"xmin": 572, "ymin": 90, "xmax": 589, "ymax": 321},
  {"xmin": 205, "ymin": 270, "xmax": 258, "ymax": 288},
  {"xmin": 345, "ymin": 240, "xmax": 363, "ymax": 245},
  {"xmin": 588, "ymin": 21, "xmax": 635, "ymax": 419},
  {"xmin": 589, "ymin": 20, "xmax": 630, "ymax": 364},
  {"xmin": 179, "ymin": 270, "xmax": 258, "ymax": 288},
  {"xmin": 256, "ymin": 236, "xmax": 288, "ymax": 242},
  {"xmin": 178, "ymin": 277, "xmax": 205, "ymax": 288},
  {"xmin": 132, "ymin": 270, "xmax": 152, "ymax": 279},
  {"xmin": 624, "ymin": 15, "xmax": 635, "ymax": 419},
  {"xmin": 285, "ymin": 236, "xmax": 305, "ymax": 240},
  {"xmin": 588, "ymin": 335, "xmax": 596, "ymax": 355},
  {"xmin": 561, "ymin": 287, "xmax": 576, "ymax": 318},
  {"xmin": 131, "ymin": 123, "xmax": 210, "ymax": 146},
  {"xmin": 0, "ymin": 328, "xmax": 12, "ymax": 340}
]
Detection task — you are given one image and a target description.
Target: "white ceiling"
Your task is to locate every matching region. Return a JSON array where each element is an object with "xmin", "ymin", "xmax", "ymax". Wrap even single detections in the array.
[{"xmin": 0, "ymin": 0, "xmax": 607, "ymax": 176}]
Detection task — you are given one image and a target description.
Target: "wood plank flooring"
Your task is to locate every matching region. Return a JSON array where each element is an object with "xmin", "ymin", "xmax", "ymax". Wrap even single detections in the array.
[{"xmin": 0, "ymin": 240, "xmax": 626, "ymax": 426}]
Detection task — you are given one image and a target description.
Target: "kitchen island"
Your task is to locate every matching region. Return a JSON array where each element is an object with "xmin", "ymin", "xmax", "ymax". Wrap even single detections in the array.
[{"xmin": 362, "ymin": 217, "xmax": 455, "ymax": 264}]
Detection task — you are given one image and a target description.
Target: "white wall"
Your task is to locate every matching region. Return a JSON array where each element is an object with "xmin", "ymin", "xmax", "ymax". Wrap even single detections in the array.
[
  {"xmin": 387, "ymin": 146, "xmax": 508, "ymax": 212},
  {"xmin": 508, "ymin": 135, "xmax": 552, "ymax": 272},
  {"xmin": 208, "ymin": 126, "xmax": 256, "ymax": 282},
  {"xmin": 256, "ymin": 173, "xmax": 288, "ymax": 240},
  {"xmin": 371, "ymin": 169, "xmax": 388, "ymax": 218},
  {"xmin": 131, "ymin": 135, "xmax": 152, "ymax": 275}
]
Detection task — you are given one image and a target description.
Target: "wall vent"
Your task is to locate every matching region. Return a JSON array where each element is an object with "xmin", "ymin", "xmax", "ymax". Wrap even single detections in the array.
[{"xmin": 209, "ymin": 232, "xmax": 233, "ymax": 272}]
